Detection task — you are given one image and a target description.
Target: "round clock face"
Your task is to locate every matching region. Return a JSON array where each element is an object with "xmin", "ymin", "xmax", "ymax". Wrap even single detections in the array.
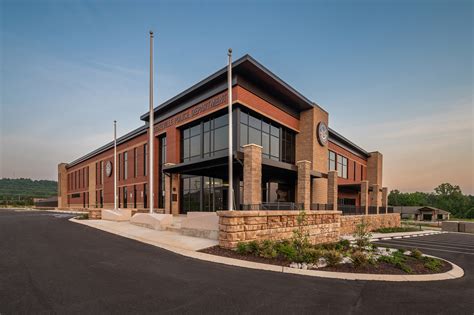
[
  {"xmin": 317, "ymin": 122, "xmax": 328, "ymax": 146},
  {"xmin": 105, "ymin": 161, "xmax": 113, "ymax": 177}
]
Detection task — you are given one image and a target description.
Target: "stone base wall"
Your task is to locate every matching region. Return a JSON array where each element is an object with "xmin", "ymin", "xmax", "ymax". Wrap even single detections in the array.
[
  {"xmin": 217, "ymin": 210, "xmax": 341, "ymax": 249},
  {"xmin": 89, "ymin": 209, "xmax": 102, "ymax": 219},
  {"xmin": 340, "ymin": 213, "xmax": 400, "ymax": 235}
]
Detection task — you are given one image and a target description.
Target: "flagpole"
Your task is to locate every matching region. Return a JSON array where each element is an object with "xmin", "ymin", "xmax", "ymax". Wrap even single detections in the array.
[
  {"xmin": 227, "ymin": 48, "xmax": 233, "ymax": 211},
  {"xmin": 149, "ymin": 31, "xmax": 154, "ymax": 214},
  {"xmin": 114, "ymin": 120, "xmax": 117, "ymax": 210}
]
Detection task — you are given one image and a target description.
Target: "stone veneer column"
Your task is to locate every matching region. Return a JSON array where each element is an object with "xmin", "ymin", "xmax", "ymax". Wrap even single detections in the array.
[
  {"xmin": 243, "ymin": 144, "xmax": 262, "ymax": 210},
  {"xmin": 367, "ymin": 152, "xmax": 383, "ymax": 186},
  {"xmin": 360, "ymin": 180, "xmax": 369, "ymax": 215},
  {"xmin": 381, "ymin": 187, "xmax": 388, "ymax": 213},
  {"xmin": 370, "ymin": 184, "xmax": 381, "ymax": 213},
  {"xmin": 57, "ymin": 163, "xmax": 68, "ymax": 208},
  {"xmin": 311, "ymin": 178, "xmax": 328, "ymax": 205},
  {"xmin": 327, "ymin": 170, "xmax": 338, "ymax": 210},
  {"xmin": 296, "ymin": 160, "xmax": 312, "ymax": 210}
]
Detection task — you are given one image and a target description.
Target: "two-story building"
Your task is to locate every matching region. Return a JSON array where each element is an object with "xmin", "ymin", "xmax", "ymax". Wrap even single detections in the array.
[{"xmin": 58, "ymin": 55, "xmax": 388, "ymax": 215}]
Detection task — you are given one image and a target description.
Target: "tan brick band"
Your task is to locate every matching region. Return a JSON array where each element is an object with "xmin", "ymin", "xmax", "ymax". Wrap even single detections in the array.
[
  {"xmin": 217, "ymin": 210, "xmax": 341, "ymax": 249},
  {"xmin": 340, "ymin": 213, "xmax": 400, "ymax": 235}
]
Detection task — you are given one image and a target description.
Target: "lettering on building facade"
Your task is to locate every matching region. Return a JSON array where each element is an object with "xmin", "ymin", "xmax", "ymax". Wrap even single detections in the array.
[{"xmin": 156, "ymin": 92, "xmax": 228, "ymax": 131}]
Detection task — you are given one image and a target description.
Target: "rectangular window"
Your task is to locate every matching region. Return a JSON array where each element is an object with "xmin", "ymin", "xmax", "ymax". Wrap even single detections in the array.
[
  {"xmin": 144, "ymin": 144, "xmax": 148, "ymax": 176},
  {"xmin": 181, "ymin": 113, "xmax": 229, "ymax": 162},
  {"xmin": 123, "ymin": 151, "xmax": 128, "ymax": 180},
  {"xmin": 95, "ymin": 163, "xmax": 98, "ymax": 185},
  {"xmin": 337, "ymin": 155, "xmax": 348, "ymax": 178},
  {"xmin": 100, "ymin": 161, "xmax": 104, "ymax": 185},
  {"xmin": 159, "ymin": 136, "xmax": 167, "ymax": 208},
  {"xmin": 239, "ymin": 109, "xmax": 294, "ymax": 163},
  {"xmin": 134, "ymin": 148, "xmax": 138, "ymax": 178},
  {"xmin": 143, "ymin": 183, "xmax": 148, "ymax": 208},
  {"xmin": 328, "ymin": 151, "xmax": 336, "ymax": 171},
  {"xmin": 353, "ymin": 161, "xmax": 356, "ymax": 180}
]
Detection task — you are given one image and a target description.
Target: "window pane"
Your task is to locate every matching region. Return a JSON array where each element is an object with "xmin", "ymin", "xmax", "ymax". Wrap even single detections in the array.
[
  {"xmin": 249, "ymin": 115, "xmax": 261, "ymax": 129},
  {"xmin": 214, "ymin": 126, "xmax": 228, "ymax": 152},
  {"xmin": 329, "ymin": 160, "xmax": 336, "ymax": 171},
  {"xmin": 240, "ymin": 111, "xmax": 248, "ymax": 125},
  {"xmin": 183, "ymin": 128, "xmax": 190, "ymax": 139},
  {"xmin": 239, "ymin": 124, "xmax": 248, "ymax": 147},
  {"xmin": 262, "ymin": 132, "xmax": 269, "ymax": 155},
  {"xmin": 248, "ymin": 127, "xmax": 261, "ymax": 146},
  {"xmin": 190, "ymin": 125, "xmax": 200, "ymax": 137},
  {"xmin": 270, "ymin": 135, "xmax": 279, "ymax": 158},
  {"xmin": 203, "ymin": 131, "xmax": 210, "ymax": 156},
  {"xmin": 183, "ymin": 138, "xmax": 189, "ymax": 159},
  {"xmin": 270, "ymin": 125, "xmax": 279, "ymax": 136},
  {"xmin": 190, "ymin": 136, "xmax": 200, "ymax": 158},
  {"xmin": 338, "ymin": 167, "xmax": 343, "ymax": 177},
  {"xmin": 262, "ymin": 121, "xmax": 270, "ymax": 134},
  {"xmin": 204, "ymin": 121, "xmax": 210, "ymax": 132},
  {"xmin": 214, "ymin": 114, "xmax": 228, "ymax": 128}
]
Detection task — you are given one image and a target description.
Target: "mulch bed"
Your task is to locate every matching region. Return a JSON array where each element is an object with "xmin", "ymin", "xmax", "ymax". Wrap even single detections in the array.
[{"xmin": 199, "ymin": 246, "xmax": 452, "ymax": 275}]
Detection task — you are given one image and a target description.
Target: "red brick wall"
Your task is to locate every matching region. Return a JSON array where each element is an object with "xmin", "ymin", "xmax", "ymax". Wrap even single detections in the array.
[{"xmin": 328, "ymin": 141, "xmax": 367, "ymax": 185}]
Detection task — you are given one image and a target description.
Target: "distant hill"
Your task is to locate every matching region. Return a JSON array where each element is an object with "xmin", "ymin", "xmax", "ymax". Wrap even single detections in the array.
[{"xmin": 0, "ymin": 178, "xmax": 57, "ymax": 206}]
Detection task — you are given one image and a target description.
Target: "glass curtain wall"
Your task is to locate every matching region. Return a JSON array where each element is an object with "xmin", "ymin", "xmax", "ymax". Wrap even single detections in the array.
[
  {"xmin": 181, "ymin": 113, "xmax": 228, "ymax": 162},
  {"xmin": 239, "ymin": 109, "xmax": 295, "ymax": 164},
  {"xmin": 181, "ymin": 175, "xmax": 226, "ymax": 213}
]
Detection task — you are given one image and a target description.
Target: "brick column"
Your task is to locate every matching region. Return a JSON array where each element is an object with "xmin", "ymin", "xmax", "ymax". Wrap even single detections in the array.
[
  {"xmin": 327, "ymin": 170, "xmax": 338, "ymax": 210},
  {"xmin": 370, "ymin": 184, "xmax": 381, "ymax": 213},
  {"xmin": 381, "ymin": 187, "xmax": 388, "ymax": 213},
  {"xmin": 243, "ymin": 144, "xmax": 262, "ymax": 210},
  {"xmin": 57, "ymin": 163, "xmax": 68, "ymax": 208},
  {"xmin": 296, "ymin": 160, "xmax": 312, "ymax": 210},
  {"xmin": 88, "ymin": 162, "xmax": 96, "ymax": 208},
  {"xmin": 360, "ymin": 180, "xmax": 369, "ymax": 215}
]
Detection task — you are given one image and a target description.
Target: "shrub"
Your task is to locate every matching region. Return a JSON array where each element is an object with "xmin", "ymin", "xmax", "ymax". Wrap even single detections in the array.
[
  {"xmin": 353, "ymin": 219, "xmax": 372, "ymax": 248},
  {"xmin": 247, "ymin": 241, "xmax": 259, "ymax": 255},
  {"xmin": 378, "ymin": 252, "xmax": 412, "ymax": 273},
  {"xmin": 424, "ymin": 257, "xmax": 443, "ymax": 272},
  {"xmin": 336, "ymin": 239, "xmax": 351, "ymax": 251},
  {"xmin": 324, "ymin": 249, "xmax": 343, "ymax": 267},
  {"xmin": 276, "ymin": 242, "xmax": 297, "ymax": 261},
  {"xmin": 236, "ymin": 242, "xmax": 249, "ymax": 255},
  {"xmin": 76, "ymin": 213, "xmax": 89, "ymax": 220},
  {"xmin": 351, "ymin": 250, "xmax": 368, "ymax": 267},
  {"xmin": 258, "ymin": 240, "xmax": 278, "ymax": 259},
  {"xmin": 301, "ymin": 248, "xmax": 323, "ymax": 264},
  {"xmin": 411, "ymin": 249, "xmax": 423, "ymax": 260},
  {"xmin": 292, "ymin": 210, "xmax": 311, "ymax": 259},
  {"xmin": 374, "ymin": 227, "xmax": 418, "ymax": 233}
]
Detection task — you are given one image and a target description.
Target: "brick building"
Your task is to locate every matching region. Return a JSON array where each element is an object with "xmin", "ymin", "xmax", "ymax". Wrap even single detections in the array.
[{"xmin": 58, "ymin": 55, "xmax": 389, "ymax": 215}]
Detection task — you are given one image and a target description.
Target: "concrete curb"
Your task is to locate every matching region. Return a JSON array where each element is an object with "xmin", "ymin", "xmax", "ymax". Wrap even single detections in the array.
[
  {"xmin": 69, "ymin": 218, "xmax": 464, "ymax": 282},
  {"xmin": 370, "ymin": 231, "xmax": 447, "ymax": 242}
]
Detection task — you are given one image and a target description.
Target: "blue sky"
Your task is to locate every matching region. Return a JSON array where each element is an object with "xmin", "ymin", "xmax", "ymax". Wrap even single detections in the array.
[{"xmin": 1, "ymin": 0, "xmax": 472, "ymax": 194}]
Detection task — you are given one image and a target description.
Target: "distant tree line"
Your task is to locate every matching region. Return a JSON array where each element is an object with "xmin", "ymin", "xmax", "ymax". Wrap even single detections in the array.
[
  {"xmin": 0, "ymin": 178, "xmax": 57, "ymax": 207},
  {"xmin": 389, "ymin": 183, "xmax": 474, "ymax": 219}
]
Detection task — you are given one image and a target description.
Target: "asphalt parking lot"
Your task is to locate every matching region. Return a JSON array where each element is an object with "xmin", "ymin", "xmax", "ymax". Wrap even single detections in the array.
[{"xmin": 1, "ymin": 209, "xmax": 473, "ymax": 314}]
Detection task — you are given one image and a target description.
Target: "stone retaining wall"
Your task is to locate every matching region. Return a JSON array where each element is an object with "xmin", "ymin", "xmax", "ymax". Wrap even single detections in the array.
[
  {"xmin": 217, "ymin": 210, "xmax": 341, "ymax": 249},
  {"xmin": 340, "ymin": 213, "xmax": 400, "ymax": 235}
]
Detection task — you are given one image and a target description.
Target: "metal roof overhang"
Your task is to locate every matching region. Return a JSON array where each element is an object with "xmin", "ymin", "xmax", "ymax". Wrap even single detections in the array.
[{"xmin": 140, "ymin": 55, "xmax": 317, "ymax": 124}]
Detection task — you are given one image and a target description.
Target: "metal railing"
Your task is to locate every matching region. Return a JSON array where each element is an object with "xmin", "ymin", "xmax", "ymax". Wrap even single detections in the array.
[
  {"xmin": 387, "ymin": 206, "xmax": 394, "ymax": 213},
  {"xmin": 368, "ymin": 206, "xmax": 378, "ymax": 214},
  {"xmin": 241, "ymin": 202, "xmax": 302, "ymax": 211},
  {"xmin": 310, "ymin": 204, "xmax": 334, "ymax": 211},
  {"xmin": 338, "ymin": 205, "xmax": 366, "ymax": 216}
]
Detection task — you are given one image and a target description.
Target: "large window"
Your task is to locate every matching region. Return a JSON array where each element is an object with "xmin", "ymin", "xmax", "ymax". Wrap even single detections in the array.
[
  {"xmin": 337, "ymin": 155, "xmax": 348, "ymax": 178},
  {"xmin": 181, "ymin": 113, "xmax": 228, "ymax": 162},
  {"xmin": 134, "ymin": 148, "xmax": 138, "ymax": 178},
  {"xmin": 181, "ymin": 175, "xmax": 225, "ymax": 213},
  {"xmin": 123, "ymin": 151, "xmax": 128, "ymax": 180},
  {"xmin": 328, "ymin": 151, "xmax": 336, "ymax": 171},
  {"xmin": 143, "ymin": 144, "xmax": 148, "ymax": 176},
  {"xmin": 239, "ymin": 109, "xmax": 295, "ymax": 164}
]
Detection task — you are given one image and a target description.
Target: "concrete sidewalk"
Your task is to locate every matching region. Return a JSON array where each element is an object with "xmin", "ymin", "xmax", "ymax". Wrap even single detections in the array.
[{"xmin": 71, "ymin": 219, "xmax": 218, "ymax": 251}]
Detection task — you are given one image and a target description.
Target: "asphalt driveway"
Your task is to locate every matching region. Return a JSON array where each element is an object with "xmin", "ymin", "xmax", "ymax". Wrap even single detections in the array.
[{"xmin": 1, "ymin": 209, "xmax": 473, "ymax": 314}]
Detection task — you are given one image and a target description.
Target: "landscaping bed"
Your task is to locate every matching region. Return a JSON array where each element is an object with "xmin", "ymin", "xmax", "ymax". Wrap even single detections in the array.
[
  {"xmin": 201, "ymin": 212, "xmax": 451, "ymax": 275},
  {"xmin": 373, "ymin": 226, "xmax": 419, "ymax": 233}
]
